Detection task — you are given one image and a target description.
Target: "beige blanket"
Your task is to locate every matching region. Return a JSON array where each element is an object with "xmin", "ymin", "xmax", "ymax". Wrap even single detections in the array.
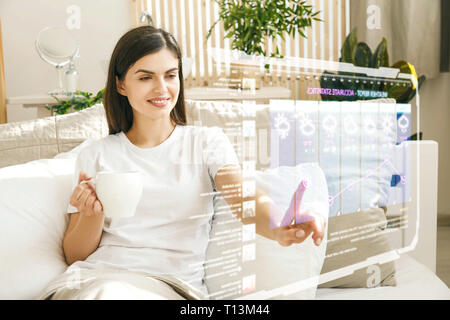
[{"xmin": 36, "ymin": 268, "xmax": 207, "ymax": 300}]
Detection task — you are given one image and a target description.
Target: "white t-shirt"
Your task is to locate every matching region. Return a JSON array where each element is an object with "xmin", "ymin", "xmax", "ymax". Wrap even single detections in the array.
[{"xmin": 66, "ymin": 125, "xmax": 239, "ymax": 294}]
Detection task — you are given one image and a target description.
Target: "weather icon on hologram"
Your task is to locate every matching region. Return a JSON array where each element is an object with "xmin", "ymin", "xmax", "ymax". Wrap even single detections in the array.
[
  {"xmin": 363, "ymin": 117, "xmax": 376, "ymax": 135},
  {"xmin": 382, "ymin": 116, "xmax": 395, "ymax": 134},
  {"xmin": 398, "ymin": 115, "xmax": 410, "ymax": 133},
  {"xmin": 274, "ymin": 113, "xmax": 290, "ymax": 140},
  {"xmin": 322, "ymin": 115, "xmax": 337, "ymax": 135},
  {"xmin": 298, "ymin": 113, "xmax": 316, "ymax": 137},
  {"xmin": 343, "ymin": 116, "xmax": 358, "ymax": 135}
]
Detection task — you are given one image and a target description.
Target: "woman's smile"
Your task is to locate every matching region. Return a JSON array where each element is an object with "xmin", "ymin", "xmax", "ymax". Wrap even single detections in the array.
[{"xmin": 147, "ymin": 96, "xmax": 171, "ymax": 108}]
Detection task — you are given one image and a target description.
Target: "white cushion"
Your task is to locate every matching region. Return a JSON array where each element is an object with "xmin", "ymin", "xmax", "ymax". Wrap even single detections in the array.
[
  {"xmin": 0, "ymin": 158, "xmax": 75, "ymax": 299},
  {"xmin": 0, "ymin": 135, "xmax": 99, "ymax": 299},
  {"xmin": 0, "ymin": 104, "xmax": 108, "ymax": 169}
]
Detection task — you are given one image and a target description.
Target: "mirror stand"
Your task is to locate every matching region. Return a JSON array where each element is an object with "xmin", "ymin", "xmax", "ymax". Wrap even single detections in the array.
[{"xmin": 48, "ymin": 65, "xmax": 65, "ymax": 96}]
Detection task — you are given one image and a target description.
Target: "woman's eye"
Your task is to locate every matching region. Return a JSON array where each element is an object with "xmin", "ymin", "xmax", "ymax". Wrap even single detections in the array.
[
  {"xmin": 167, "ymin": 74, "xmax": 177, "ymax": 79},
  {"xmin": 139, "ymin": 77, "xmax": 151, "ymax": 80}
]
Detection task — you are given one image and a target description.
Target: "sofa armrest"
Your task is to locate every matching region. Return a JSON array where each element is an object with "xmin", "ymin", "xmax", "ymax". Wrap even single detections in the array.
[{"xmin": 407, "ymin": 141, "xmax": 438, "ymax": 273}]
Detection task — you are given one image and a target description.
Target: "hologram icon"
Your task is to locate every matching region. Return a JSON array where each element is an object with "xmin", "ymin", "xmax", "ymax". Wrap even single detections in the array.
[
  {"xmin": 243, "ymin": 160, "xmax": 256, "ymax": 177},
  {"xmin": 242, "ymin": 200, "xmax": 256, "ymax": 218},
  {"xmin": 242, "ymin": 223, "xmax": 256, "ymax": 242},
  {"xmin": 363, "ymin": 117, "xmax": 376, "ymax": 135},
  {"xmin": 322, "ymin": 115, "xmax": 337, "ymax": 135},
  {"xmin": 382, "ymin": 115, "xmax": 395, "ymax": 134},
  {"xmin": 343, "ymin": 115, "xmax": 358, "ymax": 135},
  {"xmin": 398, "ymin": 114, "xmax": 410, "ymax": 133},
  {"xmin": 242, "ymin": 274, "xmax": 256, "ymax": 294},
  {"xmin": 274, "ymin": 113, "xmax": 290, "ymax": 140},
  {"xmin": 242, "ymin": 180, "xmax": 256, "ymax": 198},
  {"xmin": 298, "ymin": 113, "xmax": 316, "ymax": 136}
]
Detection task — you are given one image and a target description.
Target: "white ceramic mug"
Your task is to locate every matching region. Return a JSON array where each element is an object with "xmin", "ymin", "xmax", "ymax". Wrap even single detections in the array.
[{"xmin": 89, "ymin": 171, "xmax": 143, "ymax": 219}]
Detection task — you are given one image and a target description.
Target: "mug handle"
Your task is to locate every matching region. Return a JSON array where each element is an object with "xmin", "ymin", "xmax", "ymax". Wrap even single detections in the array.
[{"xmin": 80, "ymin": 177, "xmax": 96, "ymax": 188}]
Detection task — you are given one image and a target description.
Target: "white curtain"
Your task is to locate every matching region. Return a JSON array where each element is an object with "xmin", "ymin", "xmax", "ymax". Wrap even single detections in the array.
[{"xmin": 350, "ymin": 0, "xmax": 441, "ymax": 79}]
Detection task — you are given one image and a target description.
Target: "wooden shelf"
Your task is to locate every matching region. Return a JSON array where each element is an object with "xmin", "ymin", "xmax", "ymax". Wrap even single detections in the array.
[
  {"xmin": 185, "ymin": 86, "xmax": 291, "ymax": 101},
  {"xmin": 5, "ymin": 94, "xmax": 66, "ymax": 105},
  {"xmin": 6, "ymin": 86, "xmax": 292, "ymax": 107}
]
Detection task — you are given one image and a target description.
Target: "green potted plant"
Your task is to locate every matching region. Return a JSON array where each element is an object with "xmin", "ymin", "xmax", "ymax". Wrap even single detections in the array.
[
  {"xmin": 45, "ymin": 89, "xmax": 105, "ymax": 115},
  {"xmin": 207, "ymin": 0, "xmax": 321, "ymax": 89},
  {"xmin": 319, "ymin": 28, "xmax": 425, "ymax": 103}
]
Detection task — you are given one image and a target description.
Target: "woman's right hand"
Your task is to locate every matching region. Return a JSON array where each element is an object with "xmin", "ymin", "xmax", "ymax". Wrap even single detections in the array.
[{"xmin": 69, "ymin": 171, "xmax": 103, "ymax": 217}]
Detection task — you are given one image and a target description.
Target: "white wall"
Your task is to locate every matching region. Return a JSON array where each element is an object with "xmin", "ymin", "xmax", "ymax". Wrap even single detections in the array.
[
  {"xmin": 0, "ymin": 0, "xmax": 131, "ymax": 97},
  {"xmin": 420, "ymin": 72, "xmax": 450, "ymax": 217}
]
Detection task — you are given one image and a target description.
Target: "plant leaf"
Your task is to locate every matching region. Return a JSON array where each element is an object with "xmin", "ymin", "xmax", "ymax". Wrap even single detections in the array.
[
  {"xmin": 371, "ymin": 37, "xmax": 389, "ymax": 68},
  {"xmin": 353, "ymin": 42, "xmax": 372, "ymax": 67},
  {"xmin": 341, "ymin": 27, "xmax": 357, "ymax": 63}
]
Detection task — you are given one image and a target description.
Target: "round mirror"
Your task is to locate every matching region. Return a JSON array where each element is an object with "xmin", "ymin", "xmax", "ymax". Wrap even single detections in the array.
[{"xmin": 35, "ymin": 26, "xmax": 79, "ymax": 95}]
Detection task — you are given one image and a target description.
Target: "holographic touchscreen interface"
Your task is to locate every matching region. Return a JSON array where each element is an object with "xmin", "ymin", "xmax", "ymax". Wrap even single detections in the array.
[{"xmin": 201, "ymin": 48, "xmax": 420, "ymax": 299}]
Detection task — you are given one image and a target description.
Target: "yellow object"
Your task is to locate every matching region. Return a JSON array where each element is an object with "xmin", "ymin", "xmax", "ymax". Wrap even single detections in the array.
[{"xmin": 392, "ymin": 60, "xmax": 418, "ymax": 90}]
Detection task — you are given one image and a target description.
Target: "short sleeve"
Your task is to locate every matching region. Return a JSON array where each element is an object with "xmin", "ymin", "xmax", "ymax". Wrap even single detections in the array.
[
  {"xmin": 66, "ymin": 147, "xmax": 99, "ymax": 214},
  {"xmin": 203, "ymin": 127, "xmax": 240, "ymax": 180}
]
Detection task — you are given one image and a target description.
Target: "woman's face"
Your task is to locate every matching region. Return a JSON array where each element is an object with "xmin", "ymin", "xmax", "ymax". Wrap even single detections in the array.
[{"xmin": 116, "ymin": 48, "xmax": 180, "ymax": 123}]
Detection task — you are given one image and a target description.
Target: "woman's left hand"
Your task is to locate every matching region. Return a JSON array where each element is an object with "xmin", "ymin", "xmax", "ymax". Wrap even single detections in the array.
[{"xmin": 273, "ymin": 210, "xmax": 326, "ymax": 247}]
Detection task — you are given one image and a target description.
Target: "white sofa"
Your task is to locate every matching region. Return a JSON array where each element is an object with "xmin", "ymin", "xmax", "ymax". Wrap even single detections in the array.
[{"xmin": 0, "ymin": 101, "xmax": 448, "ymax": 300}]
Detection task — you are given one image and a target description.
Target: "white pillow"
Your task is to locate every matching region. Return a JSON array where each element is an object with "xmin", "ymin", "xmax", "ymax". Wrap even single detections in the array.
[
  {"xmin": 0, "ymin": 136, "xmax": 102, "ymax": 299},
  {"xmin": 205, "ymin": 163, "xmax": 329, "ymax": 300},
  {"xmin": 0, "ymin": 158, "xmax": 75, "ymax": 299}
]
